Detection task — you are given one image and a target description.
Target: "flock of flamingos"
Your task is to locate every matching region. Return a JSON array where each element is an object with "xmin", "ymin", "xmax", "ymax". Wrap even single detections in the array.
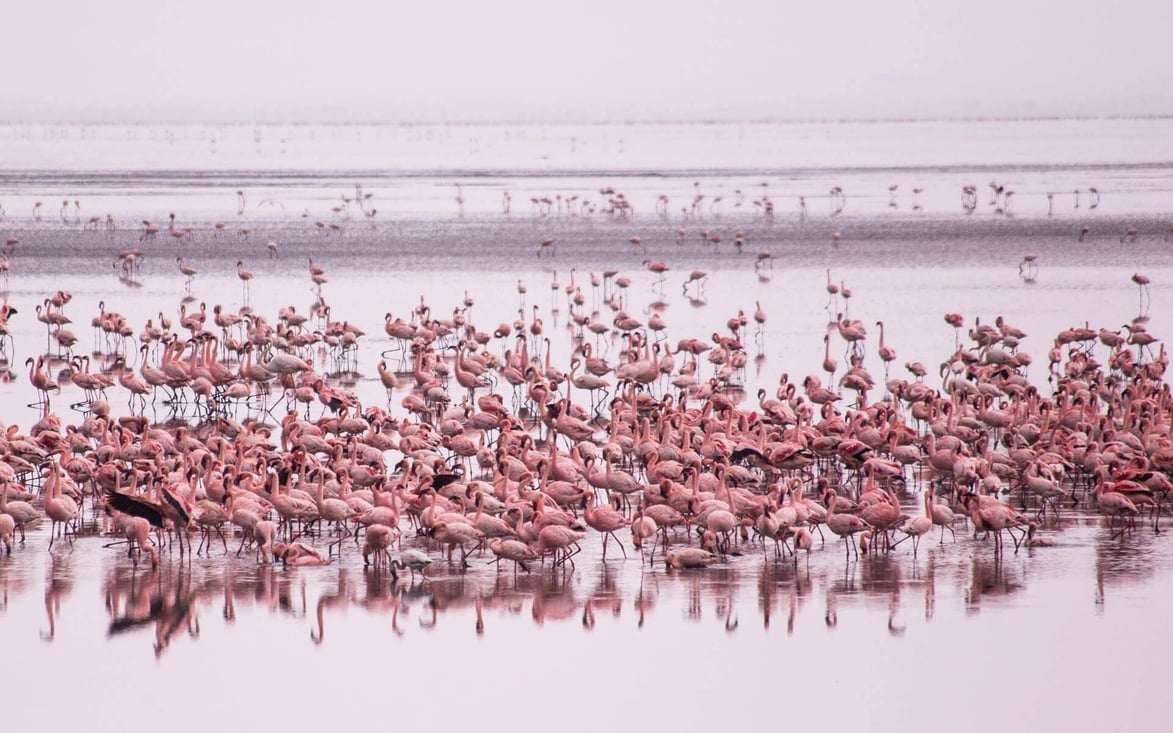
[{"xmin": 0, "ymin": 180, "xmax": 1169, "ymax": 592}]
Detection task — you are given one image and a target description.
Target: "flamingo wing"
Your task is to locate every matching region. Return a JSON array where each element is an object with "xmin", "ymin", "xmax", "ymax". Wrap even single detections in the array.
[
  {"xmin": 106, "ymin": 490, "xmax": 165, "ymax": 528},
  {"xmin": 161, "ymin": 488, "xmax": 191, "ymax": 525}
]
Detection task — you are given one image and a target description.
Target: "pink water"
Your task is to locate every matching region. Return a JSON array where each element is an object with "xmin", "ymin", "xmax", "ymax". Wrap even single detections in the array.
[{"xmin": 1, "ymin": 119, "xmax": 1172, "ymax": 731}]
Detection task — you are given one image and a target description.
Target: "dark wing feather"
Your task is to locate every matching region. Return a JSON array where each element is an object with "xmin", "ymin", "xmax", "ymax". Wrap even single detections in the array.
[
  {"xmin": 160, "ymin": 488, "xmax": 191, "ymax": 525},
  {"xmin": 730, "ymin": 446, "xmax": 767, "ymax": 464},
  {"xmin": 106, "ymin": 490, "xmax": 165, "ymax": 528},
  {"xmin": 107, "ymin": 616, "xmax": 154, "ymax": 636},
  {"xmin": 107, "ymin": 596, "xmax": 164, "ymax": 636},
  {"xmin": 432, "ymin": 473, "xmax": 462, "ymax": 490}
]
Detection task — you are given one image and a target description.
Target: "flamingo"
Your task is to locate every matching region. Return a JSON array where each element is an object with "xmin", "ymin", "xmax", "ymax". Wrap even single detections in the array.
[
  {"xmin": 664, "ymin": 548, "xmax": 719, "ymax": 569},
  {"xmin": 894, "ymin": 492, "xmax": 933, "ymax": 556},
  {"xmin": 489, "ymin": 538, "xmax": 538, "ymax": 575},
  {"xmin": 583, "ymin": 494, "xmax": 629, "ymax": 560},
  {"xmin": 535, "ymin": 524, "xmax": 585, "ymax": 567},
  {"xmin": 642, "ymin": 259, "xmax": 670, "ymax": 286},
  {"xmin": 1132, "ymin": 273, "xmax": 1151, "ymax": 312},
  {"xmin": 176, "ymin": 257, "xmax": 198, "ymax": 289},
  {"xmin": 236, "ymin": 260, "xmax": 253, "ymax": 299},
  {"xmin": 876, "ymin": 320, "xmax": 897, "ymax": 368},
  {"xmin": 389, "ymin": 549, "xmax": 432, "ymax": 580},
  {"xmin": 826, "ymin": 511, "xmax": 869, "ymax": 560},
  {"xmin": 362, "ymin": 524, "xmax": 397, "ymax": 569},
  {"xmin": 0, "ymin": 487, "xmax": 19, "ymax": 555},
  {"xmin": 44, "ymin": 462, "xmax": 79, "ymax": 550}
]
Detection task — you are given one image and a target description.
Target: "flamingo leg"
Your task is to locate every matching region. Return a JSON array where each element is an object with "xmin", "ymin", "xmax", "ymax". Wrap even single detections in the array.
[{"xmin": 609, "ymin": 530, "xmax": 628, "ymax": 559}]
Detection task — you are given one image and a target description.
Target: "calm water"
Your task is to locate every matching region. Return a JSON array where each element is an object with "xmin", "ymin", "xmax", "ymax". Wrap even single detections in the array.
[{"xmin": 2, "ymin": 119, "xmax": 1173, "ymax": 731}]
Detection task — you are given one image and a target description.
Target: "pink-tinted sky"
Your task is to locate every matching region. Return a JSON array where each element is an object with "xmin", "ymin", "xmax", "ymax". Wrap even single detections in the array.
[{"xmin": 9, "ymin": 0, "xmax": 1172, "ymax": 122}]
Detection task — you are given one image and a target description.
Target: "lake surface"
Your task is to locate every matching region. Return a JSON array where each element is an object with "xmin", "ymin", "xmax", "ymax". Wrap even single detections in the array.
[{"xmin": 1, "ymin": 118, "xmax": 1172, "ymax": 731}]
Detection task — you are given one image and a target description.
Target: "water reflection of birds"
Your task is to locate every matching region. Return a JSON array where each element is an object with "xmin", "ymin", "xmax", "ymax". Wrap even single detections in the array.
[
  {"xmin": 222, "ymin": 567, "xmax": 236, "ymax": 622},
  {"xmin": 104, "ymin": 566, "xmax": 199, "ymax": 656},
  {"xmin": 7, "ymin": 522, "xmax": 1140, "ymax": 647},
  {"xmin": 310, "ymin": 570, "xmax": 352, "ymax": 645},
  {"xmin": 859, "ymin": 553, "xmax": 901, "ymax": 595},
  {"xmin": 824, "ymin": 578, "xmax": 840, "ymax": 629},
  {"xmin": 633, "ymin": 573, "xmax": 657, "ymax": 629},
  {"xmin": 0, "ymin": 561, "xmax": 20, "ymax": 611},
  {"xmin": 531, "ymin": 570, "xmax": 578, "ymax": 626},
  {"xmin": 1093, "ymin": 531, "xmax": 1159, "ymax": 611},
  {"xmin": 923, "ymin": 553, "xmax": 938, "ymax": 622},
  {"xmin": 887, "ymin": 596, "xmax": 906, "ymax": 636},
  {"xmin": 965, "ymin": 558, "xmax": 1023, "ymax": 613},
  {"xmin": 717, "ymin": 585, "xmax": 738, "ymax": 632},
  {"xmin": 585, "ymin": 563, "xmax": 624, "ymax": 619},
  {"xmin": 41, "ymin": 555, "xmax": 74, "ymax": 642}
]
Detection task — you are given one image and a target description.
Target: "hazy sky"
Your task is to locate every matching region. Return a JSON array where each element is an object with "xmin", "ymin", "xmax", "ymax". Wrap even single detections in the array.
[{"xmin": 9, "ymin": 0, "xmax": 1173, "ymax": 122}]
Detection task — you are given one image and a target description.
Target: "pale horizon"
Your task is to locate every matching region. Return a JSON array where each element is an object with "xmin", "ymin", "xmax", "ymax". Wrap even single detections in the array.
[
  {"xmin": 6, "ymin": 113, "xmax": 1173, "ymax": 126},
  {"xmin": 8, "ymin": 0, "xmax": 1172, "ymax": 124}
]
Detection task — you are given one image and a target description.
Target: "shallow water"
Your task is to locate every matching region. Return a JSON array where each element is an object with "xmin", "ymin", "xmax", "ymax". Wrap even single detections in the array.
[
  {"xmin": 2, "ymin": 119, "xmax": 1173, "ymax": 731},
  {"xmin": 2, "ymin": 512, "xmax": 1170, "ymax": 731}
]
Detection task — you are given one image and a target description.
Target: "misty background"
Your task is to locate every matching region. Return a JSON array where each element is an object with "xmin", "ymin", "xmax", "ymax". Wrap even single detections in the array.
[{"xmin": 7, "ymin": 0, "xmax": 1173, "ymax": 123}]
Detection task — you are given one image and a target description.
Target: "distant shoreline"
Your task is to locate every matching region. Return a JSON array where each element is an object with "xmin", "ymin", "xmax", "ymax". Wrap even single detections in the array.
[{"xmin": 2, "ymin": 115, "xmax": 1173, "ymax": 128}]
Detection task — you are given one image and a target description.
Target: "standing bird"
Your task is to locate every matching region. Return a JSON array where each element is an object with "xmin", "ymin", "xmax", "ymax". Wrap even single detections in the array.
[
  {"xmin": 489, "ymin": 538, "xmax": 539, "ymax": 576},
  {"xmin": 362, "ymin": 524, "xmax": 397, "ymax": 569},
  {"xmin": 642, "ymin": 259, "xmax": 670, "ymax": 286},
  {"xmin": 1133, "ymin": 273, "xmax": 1151, "ymax": 313},
  {"xmin": 535, "ymin": 524, "xmax": 585, "ymax": 567},
  {"xmin": 0, "ymin": 488, "xmax": 17, "ymax": 555},
  {"xmin": 583, "ymin": 494, "xmax": 629, "ymax": 560},
  {"xmin": 26, "ymin": 356, "xmax": 59, "ymax": 408},
  {"xmin": 875, "ymin": 320, "xmax": 897, "ymax": 370},
  {"xmin": 308, "ymin": 257, "xmax": 326, "ymax": 279},
  {"xmin": 0, "ymin": 513, "xmax": 13, "ymax": 556},
  {"xmin": 826, "ymin": 511, "xmax": 869, "ymax": 560},
  {"xmin": 236, "ymin": 260, "xmax": 253, "ymax": 300},
  {"xmin": 106, "ymin": 482, "xmax": 194, "ymax": 557},
  {"xmin": 176, "ymin": 257, "xmax": 198, "ymax": 290},
  {"xmin": 944, "ymin": 313, "xmax": 964, "ymax": 347},
  {"xmin": 389, "ymin": 549, "xmax": 432, "ymax": 581},
  {"xmin": 376, "ymin": 360, "xmax": 400, "ymax": 400},
  {"xmin": 753, "ymin": 301, "xmax": 767, "ymax": 348},
  {"xmin": 44, "ymin": 463, "xmax": 79, "ymax": 550},
  {"xmin": 894, "ymin": 492, "xmax": 933, "ymax": 556},
  {"xmin": 253, "ymin": 520, "xmax": 277, "ymax": 564},
  {"xmin": 928, "ymin": 486, "xmax": 956, "ymax": 542}
]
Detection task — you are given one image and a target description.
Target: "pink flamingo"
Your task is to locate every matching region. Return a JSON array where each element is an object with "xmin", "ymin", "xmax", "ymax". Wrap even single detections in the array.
[
  {"xmin": 826, "ymin": 511, "xmax": 869, "ymax": 560},
  {"xmin": 583, "ymin": 494, "xmax": 629, "ymax": 560},
  {"xmin": 44, "ymin": 461, "xmax": 79, "ymax": 550},
  {"xmin": 536, "ymin": 524, "xmax": 585, "ymax": 567},
  {"xmin": 489, "ymin": 537, "xmax": 538, "ymax": 576}
]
